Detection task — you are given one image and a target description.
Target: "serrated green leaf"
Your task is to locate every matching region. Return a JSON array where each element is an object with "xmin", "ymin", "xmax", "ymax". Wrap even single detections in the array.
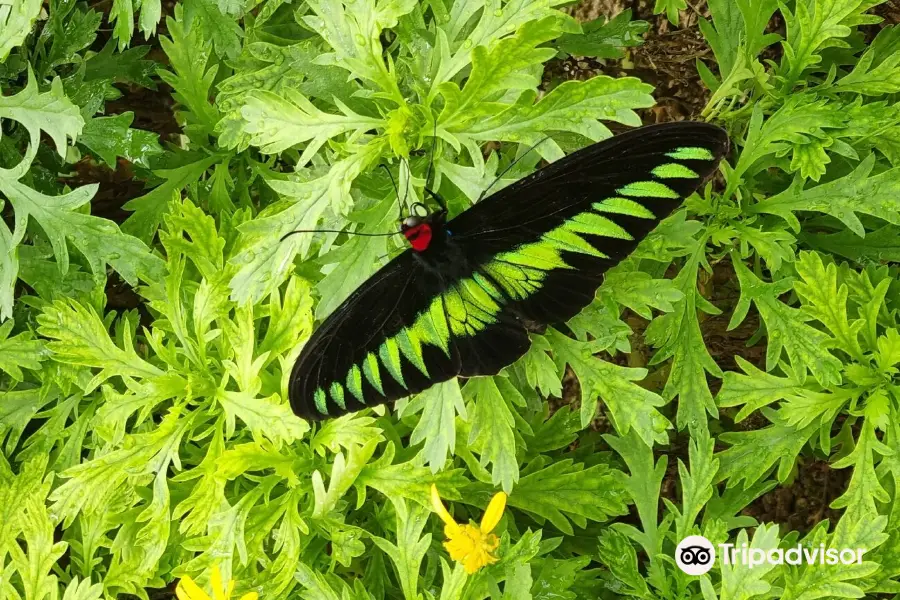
[
  {"xmin": 555, "ymin": 10, "xmax": 648, "ymax": 60},
  {"xmin": 465, "ymin": 376, "xmax": 520, "ymax": 493},
  {"xmin": 508, "ymin": 458, "xmax": 627, "ymax": 535},
  {"xmin": 37, "ymin": 299, "xmax": 163, "ymax": 392},
  {"xmin": 546, "ymin": 328, "xmax": 671, "ymax": 446},
  {"xmin": 78, "ymin": 112, "xmax": 163, "ymax": 168},
  {"xmin": 729, "ymin": 258, "xmax": 843, "ymax": 387},
  {"xmin": 216, "ymin": 390, "xmax": 309, "ymax": 447},
  {"xmin": 716, "ymin": 408, "xmax": 818, "ymax": 488},
  {"xmin": 408, "ymin": 380, "xmax": 466, "ymax": 472},
  {"xmin": 0, "ymin": 73, "xmax": 83, "ymax": 158},
  {"xmin": 0, "ymin": 154, "xmax": 165, "ymax": 291},
  {"xmin": 0, "ymin": 319, "xmax": 44, "ymax": 381},
  {"xmin": 751, "ymin": 154, "xmax": 900, "ymax": 238},
  {"xmin": 646, "ymin": 242, "xmax": 721, "ymax": 438},
  {"xmin": 779, "ymin": 0, "xmax": 882, "ymax": 90},
  {"xmin": 447, "ymin": 76, "xmax": 653, "ymax": 160},
  {"xmin": 240, "ymin": 89, "xmax": 384, "ymax": 159},
  {"xmin": 0, "ymin": 0, "xmax": 42, "ymax": 61},
  {"xmin": 717, "ymin": 356, "xmax": 804, "ymax": 422},
  {"xmin": 719, "ymin": 525, "xmax": 780, "ymax": 600}
]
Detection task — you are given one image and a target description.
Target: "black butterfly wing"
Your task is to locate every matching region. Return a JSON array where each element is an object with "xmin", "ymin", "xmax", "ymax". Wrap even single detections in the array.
[
  {"xmin": 447, "ymin": 121, "xmax": 730, "ymax": 326},
  {"xmin": 289, "ymin": 122, "xmax": 729, "ymax": 420},
  {"xmin": 288, "ymin": 250, "xmax": 530, "ymax": 420}
]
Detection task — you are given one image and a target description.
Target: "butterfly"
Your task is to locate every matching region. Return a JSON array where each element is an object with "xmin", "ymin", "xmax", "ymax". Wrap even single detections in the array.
[{"xmin": 288, "ymin": 121, "xmax": 729, "ymax": 421}]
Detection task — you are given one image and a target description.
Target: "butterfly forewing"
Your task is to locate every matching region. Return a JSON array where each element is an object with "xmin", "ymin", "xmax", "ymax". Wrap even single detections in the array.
[{"xmin": 289, "ymin": 122, "xmax": 729, "ymax": 421}]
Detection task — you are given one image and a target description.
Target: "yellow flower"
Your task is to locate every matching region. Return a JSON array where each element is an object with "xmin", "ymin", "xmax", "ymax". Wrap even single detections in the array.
[
  {"xmin": 430, "ymin": 484, "xmax": 507, "ymax": 574},
  {"xmin": 176, "ymin": 566, "xmax": 258, "ymax": 600}
]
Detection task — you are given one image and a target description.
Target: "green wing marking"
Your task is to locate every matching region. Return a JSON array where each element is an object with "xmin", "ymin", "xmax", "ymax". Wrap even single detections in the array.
[{"xmin": 666, "ymin": 146, "xmax": 715, "ymax": 160}]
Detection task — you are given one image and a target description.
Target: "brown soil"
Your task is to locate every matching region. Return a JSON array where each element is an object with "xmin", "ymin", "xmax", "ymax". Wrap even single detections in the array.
[{"xmin": 740, "ymin": 459, "xmax": 850, "ymax": 534}]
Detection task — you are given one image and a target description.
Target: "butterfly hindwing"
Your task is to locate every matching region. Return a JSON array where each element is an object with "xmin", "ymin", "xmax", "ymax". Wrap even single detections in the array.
[{"xmin": 289, "ymin": 122, "xmax": 729, "ymax": 420}]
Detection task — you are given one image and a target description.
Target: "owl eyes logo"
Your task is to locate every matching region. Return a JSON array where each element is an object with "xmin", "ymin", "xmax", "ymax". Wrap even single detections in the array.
[
  {"xmin": 675, "ymin": 535, "xmax": 716, "ymax": 575},
  {"xmin": 680, "ymin": 545, "xmax": 712, "ymax": 565}
]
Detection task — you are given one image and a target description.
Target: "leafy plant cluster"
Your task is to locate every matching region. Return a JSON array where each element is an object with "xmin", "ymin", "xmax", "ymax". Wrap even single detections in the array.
[{"xmin": 2, "ymin": 0, "xmax": 900, "ymax": 598}]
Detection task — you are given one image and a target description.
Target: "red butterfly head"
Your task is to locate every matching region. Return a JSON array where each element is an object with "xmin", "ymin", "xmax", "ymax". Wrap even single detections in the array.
[{"xmin": 401, "ymin": 215, "xmax": 432, "ymax": 251}]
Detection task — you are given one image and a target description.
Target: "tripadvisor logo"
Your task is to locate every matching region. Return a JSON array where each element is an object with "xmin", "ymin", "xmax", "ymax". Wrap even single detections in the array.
[{"xmin": 675, "ymin": 535, "xmax": 866, "ymax": 576}]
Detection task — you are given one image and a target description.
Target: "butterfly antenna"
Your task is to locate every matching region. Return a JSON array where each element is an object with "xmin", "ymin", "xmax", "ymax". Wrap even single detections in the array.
[
  {"xmin": 422, "ymin": 118, "xmax": 448, "ymax": 212},
  {"xmin": 280, "ymin": 229, "xmax": 404, "ymax": 242},
  {"xmin": 402, "ymin": 159, "xmax": 412, "ymax": 213},
  {"xmin": 379, "ymin": 164, "xmax": 404, "ymax": 221},
  {"xmin": 424, "ymin": 117, "xmax": 438, "ymax": 191},
  {"xmin": 477, "ymin": 136, "xmax": 553, "ymax": 203}
]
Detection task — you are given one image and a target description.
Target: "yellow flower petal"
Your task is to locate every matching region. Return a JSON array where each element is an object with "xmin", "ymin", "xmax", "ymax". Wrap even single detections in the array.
[
  {"xmin": 430, "ymin": 484, "xmax": 459, "ymax": 534},
  {"xmin": 211, "ymin": 567, "xmax": 226, "ymax": 600},
  {"xmin": 479, "ymin": 491, "xmax": 507, "ymax": 534},
  {"xmin": 176, "ymin": 576, "xmax": 211, "ymax": 600}
]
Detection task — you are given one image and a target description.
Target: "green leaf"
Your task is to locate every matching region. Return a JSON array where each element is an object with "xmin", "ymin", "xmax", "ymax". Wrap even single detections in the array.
[
  {"xmin": 717, "ymin": 356, "xmax": 804, "ymax": 422},
  {"xmin": 50, "ymin": 408, "xmax": 191, "ymax": 526},
  {"xmin": 831, "ymin": 37, "xmax": 900, "ymax": 95},
  {"xmin": 598, "ymin": 269, "xmax": 683, "ymax": 320},
  {"xmin": 0, "ymin": 319, "xmax": 44, "ymax": 381},
  {"xmin": 239, "ymin": 90, "xmax": 383, "ymax": 159},
  {"xmin": 311, "ymin": 438, "xmax": 379, "ymax": 518},
  {"xmin": 794, "ymin": 250, "xmax": 865, "ymax": 360},
  {"xmin": 439, "ymin": 15, "xmax": 566, "ymax": 130},
  {"xmin": 830, "ymin": 418, "xmax": 892, "ymax": 521},
  {"xmin": 729, "ymin": 258, "xmax": 843, "ymax": 387},
  {"xmin": 0, "ymin": 0, "xmax": 42, "ymax": 61},
  {"xmin": 719, "ymin": 525, "xmax": 780, "ymax": 600},
  {"xmin": 313, "ymin": 194, "xmax": 396, "ymax": 320},
  {"xmin": 216, "ymin": 390, "xmax": 309, "ymax": 447},
  {"xmin": 782, "ymin": 512, "xmax": 886, "ymax": 600},
  {"xmin": 8, "ymin": 494, "xmax": 69, "ymax": 600},
  {"xmin": 666, "ymin": 434, "xmax": 718, "ymax": 541},
  {"xmin": 603, "ymin": 429, "xmax": 666, "ymax": 559},
  {"xmin": 37, "ymin": 299, "xmax": 164, "ymax": 392},
  {"xmin": 356, "ymin": 444, "xmax": 466, "ymax": 506},
  {"xmin": 228, "ymin": 142, "xmax": 385, "ymax": 304},
  {"xmin": 751, "ymin": 154, "xmax": 900, "ymax": 238},
  {"xmin": 84, "ymin": 40, "xmax": 158, "ymax": 89},
  {"xmin": 546, "ymin": 328, "xmax": 671, "ymax": 446},
  {"xmin": 716, "ymin": 408, "xmax": 818, "ymax": 488},
  {"xmin": 778, "ymin": 0, "xmax": 881, "ymax": 90},
  {"xmin": 509, "ymin": 458, "xmax": 627, "ymax": 535},
  {"xmin": 370, "ymin": 500, "xmax": 430, "ymax": 600},
  {"xmin": 78, "ymin": 112, "xmax": 163, "ymax": 168},
  {"xmin": 0, "ymin": 156, "xmax": 165, "ymax": 296},
  {"xmin": 646, "ymin": 242, "xmax": 721, "ymax": 438},
  {"xmin": 596, "ymin": 528, "xmax": 651, "ymax": 598},
  {"xmin": 157, "ymin": 9, "xmax": 222, "ymax": 137},
  {"xmin": 311, "ymin": 413, "xmax": 384, "ymax": 456},
  {"xmin": 729, "ymin": 97, "xmax": 845, "ymax": 193},
  {"xmin": 302, "ymin": 0, "xmax": 415, "ymax": 102},
  {"xmin": 653, "ymin": 0, "xmax": 686, "ymax": 26},
  {"xmin": 182, "ymin": 0, "xmax": 243, "ymax": 59},
  {"xmin": 802, "ymin": 224, "xmax": 900, "ymax": 263},
  {"xmin": 555, "ymin": 10, "xmax": 648, "ymax": 59},
  {"xmin": 465, "ymin": 376, "xmax": 520, "ymax": 493},
  {"xmin": 430, "ymin": 0, "xmax": 572, "ymax": 91},
  {"xmin": 408, "ymin": 380, "xmax": 467, "ymax": 473},
  {"xmin": 0, "ymin": 72, "xmax": 83, "ymax": 158},
  {"xmin": 446, "ymin": 76, "xmax": 654, "ymax": 159},
  {"xmin": 122, "ymin": 152, "xmax": 222, "ymax": 240}
]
